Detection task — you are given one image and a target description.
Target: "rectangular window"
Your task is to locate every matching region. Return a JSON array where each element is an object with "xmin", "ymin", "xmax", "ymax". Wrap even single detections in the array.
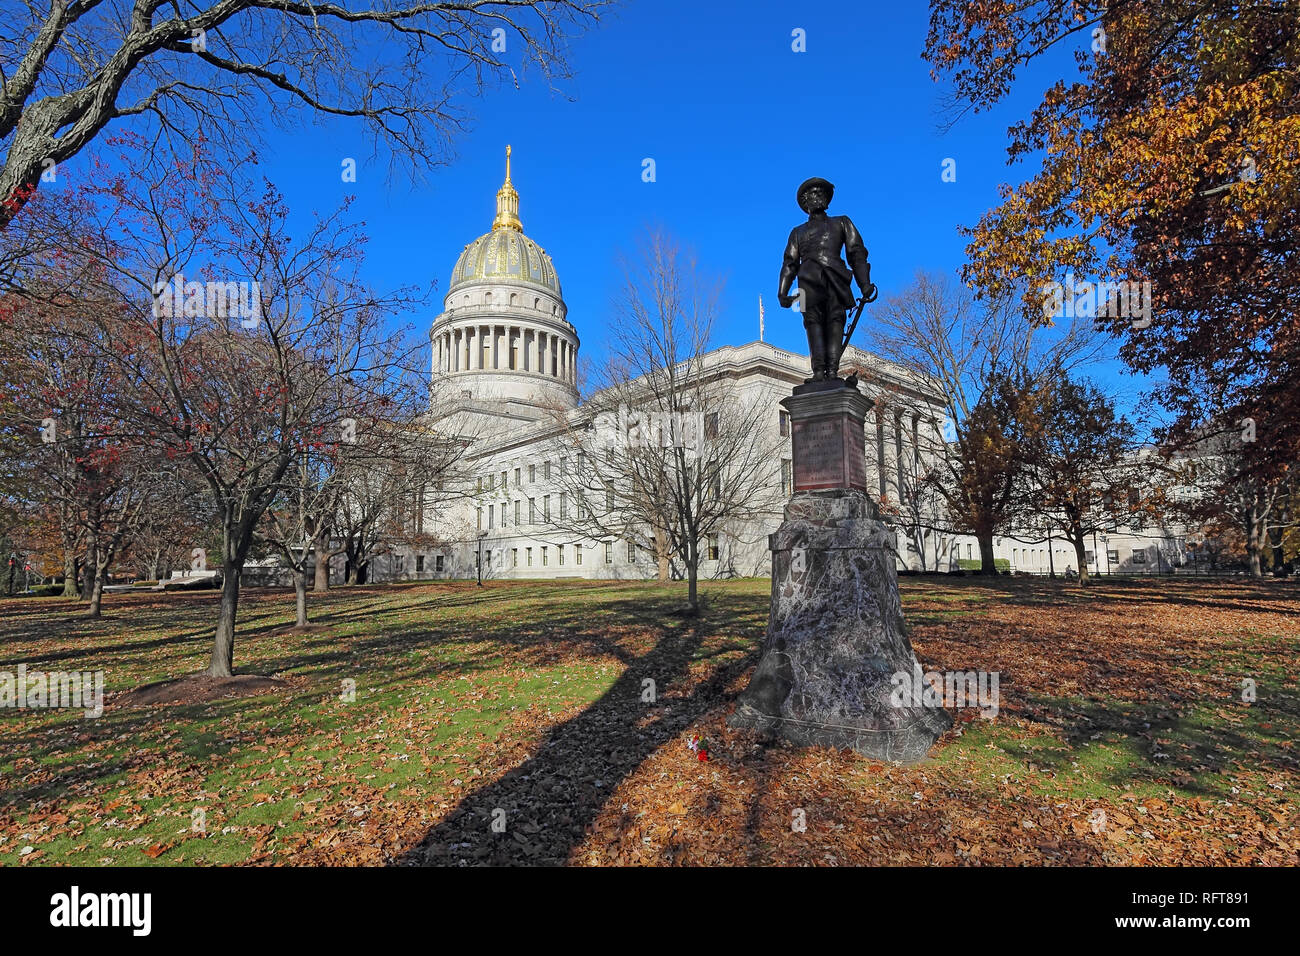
[
  {"xmin": 707, "ymin": 534, "xmax": 719, "ymax": 561},
  {"xmin": 627, "ymin": 540, "xmax": 636, "ymax": 562},
  {"xmin": 477, "ymin": 507, "xmax": 483, "ymax": 531},
  {"xmin": 512, "ymin": 548, "xmax": 519, "ymax": 568},
  {"xmin": 559, "ymin": 493, "xmax": 568, "ymax": 519},
  {"xmin": 558, "ymin": 544, "xmax": 565, "ymax": 566},
  {"xmin": 1107, "ymin": 549, "xmax": 1119, "ymax": 564},
  {"xmin": 779, "ymin": 410, "xmax": 790, "ymax": 437},
  {"xmin": 416, "ymin": 555, "xmax": 425, "ymax": 573},
  {"xmin": 529, "ymin": 464, "xmax": 536, "ymax": 483},
  {"xmin": 501, "ymin": 470, "xmax": 507, "ymax": 488},
  {"xmin": 560, "ymin": 457, "xmax": 567, "ymax": 476},
  {"xmin": 577, "ymin": 490, "xmax": 587, "ymax": 519},
  {"xmin": 577, "ymin": 452, "xmax": 586, "ymax": 476},
  {"xmin": 605, "ymin": 542, "xmax": 613, "ymax": 564},
  {"xmin": 501, "ymin": 501, "xmax": 508, "ymax": 527},
  {"xmin": 488, "ymin": 504, "xmax": 494, "ymax": 528},
  {"xmin": 529, "ymin": 498, "xmax": 537, "ymax": 523},
  {"xmin": 542, "ymin": 546, "xmax": 548, "ymax": 566},
  {"xmin": 543, "ymin": 494, "xmax": 551, "ymax": 522},
  {"xmin": 394, "ymin": 554, "xmax": 405, "ymax": 574},
  {"xmin": 575, "ymin": 544, "xmax": 583, "ymax": 566},
  {"xmin": 435, "ymin": 554, "xmax": 444, "ymax": 572},
  {"xmin": 487, "ymin": 473, "xmax": 494, "ymax": 490},
  {"xmin": 606, "ymin": 488, "xmax": 614, "ymax": 511},
  {"xmin": 514, "ymin": 467, "xmax": 521, "ymax": 486},
  {"xmin": 1086, "ymin": 550, "xmax": 1095, "ymax": 565},
  {"xmin": 705, "ymin": 412, "xmax": 719, "ymax": 439},
  {"xmin": 544, "ymin": 460, "xmax": 552, "ymax": 481},
  {"xmin": 514, "ymin": 500, "xmax": 520, "ymax": 525},
  {"xmin": 1130, "ymin": 549, "xmax": 1147, "ymax": 564},
  {"xmin": 527, "ymin": 547, "xmax": 533, "ymax": 567},
  {"xmin": 476, "ymin": 477, "xmax": 483, "ymax": 493}
]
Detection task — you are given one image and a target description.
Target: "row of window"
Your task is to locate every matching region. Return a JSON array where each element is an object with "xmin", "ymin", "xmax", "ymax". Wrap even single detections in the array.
[
  {"xmin": 476, "ymin": 456, "xmax": 588, "ymax": 494},
  {"xmin": 1006, "ymin": 547, "xmax": 1127, "ymax": 566},
  {"xmin": 394, "ymin": 554, "xmax": 446, "ymax": 574},
  {"xmin": 475, "ymin": 536, "xmax": 722, "ymax": 568},
  {"xmin": 477, "ymin": 490, "xmax": 600, "ymax": 530}
]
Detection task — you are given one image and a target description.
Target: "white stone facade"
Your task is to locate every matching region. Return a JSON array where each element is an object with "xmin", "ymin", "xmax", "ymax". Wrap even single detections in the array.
[{"xmin": 374, "ymin": 149, "xmax": 1191, "ymax": 583}]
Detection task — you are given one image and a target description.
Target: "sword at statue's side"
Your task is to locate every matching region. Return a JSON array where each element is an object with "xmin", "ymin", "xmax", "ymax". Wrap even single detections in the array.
[{"xmin": 841, "ymin": 283, "xmax": 878, "ymax": 353}]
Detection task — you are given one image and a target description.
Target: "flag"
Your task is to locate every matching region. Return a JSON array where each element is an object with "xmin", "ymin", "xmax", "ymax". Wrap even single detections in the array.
[{"xmin": 758, "ymin": 294, "xmax": 765, "ymax": 342}]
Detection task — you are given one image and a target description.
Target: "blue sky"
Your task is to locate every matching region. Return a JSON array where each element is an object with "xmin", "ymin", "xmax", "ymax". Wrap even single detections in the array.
[{"xmin": 95, "ymin": 0, "xmax": 1152, "ymax": 416}]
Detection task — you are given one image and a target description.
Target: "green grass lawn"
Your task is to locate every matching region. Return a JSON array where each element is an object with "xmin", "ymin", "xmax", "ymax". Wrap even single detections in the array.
[{"xmin": 1, "ymin": 576, "xmax": 1296, "ymax": 866}]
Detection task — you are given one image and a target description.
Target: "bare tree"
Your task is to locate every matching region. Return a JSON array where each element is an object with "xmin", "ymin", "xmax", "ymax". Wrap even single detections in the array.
[
  {"xmin": 867, "ymin": 270, "xmax": 1098, "ymax": 573},
  {"xmin": 53, "ymin": 138, "xmax": 426, "ymax": 676},
  {"xmin": 1170, "ymin": 427, "xmax": 1296, "ymax": 579},
  {"xmin": 330, "ymin": 418, "xmax": 467, "ymax": 585},
  {"xmin": 547, "ymin": 227, "xmax": 782, "ymax": 612},
  {"xmin": 0, "ymin": 0, "xmax": 608, "ymax": 227}
]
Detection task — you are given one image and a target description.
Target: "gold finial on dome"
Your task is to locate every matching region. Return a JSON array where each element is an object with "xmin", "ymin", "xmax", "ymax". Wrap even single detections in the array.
[{"xmin": 492, "ymin": 144, "xmax": 522, "ymax": 232}]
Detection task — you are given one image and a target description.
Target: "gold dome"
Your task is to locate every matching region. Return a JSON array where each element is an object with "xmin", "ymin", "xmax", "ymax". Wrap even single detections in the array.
[{"xmin": 448, "ymin": 146, "xmax": 562, "ymax": 296}]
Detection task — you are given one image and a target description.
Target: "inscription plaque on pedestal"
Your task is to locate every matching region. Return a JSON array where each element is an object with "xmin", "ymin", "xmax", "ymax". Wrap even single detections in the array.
[{"xmin": 783, "ymin": 384, "xmax": 870, "ymax": 494}]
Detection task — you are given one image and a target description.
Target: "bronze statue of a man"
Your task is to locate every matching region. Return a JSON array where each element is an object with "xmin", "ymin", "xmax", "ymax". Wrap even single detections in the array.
[{"xmin": 777, "ymin": 177, "xmax": 876, "ymax": 382}]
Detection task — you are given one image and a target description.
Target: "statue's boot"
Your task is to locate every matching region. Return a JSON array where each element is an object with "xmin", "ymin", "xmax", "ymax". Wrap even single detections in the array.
[
  {"xmin": 826, "ymin": 313, "xmax": 846, "ymax": 378},
  {"xmin": 805, "ymin": 320, "xmax": 827, "ymax": 382}
]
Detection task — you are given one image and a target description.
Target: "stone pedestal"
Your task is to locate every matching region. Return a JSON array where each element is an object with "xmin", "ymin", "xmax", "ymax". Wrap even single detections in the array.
[
  {"xmin": 730, "ymin": 383, "xmax": 950, "ymax": 762},
  {"xmin": 786, "ymin": 382, "xmax": 870, "ymax": 494}
]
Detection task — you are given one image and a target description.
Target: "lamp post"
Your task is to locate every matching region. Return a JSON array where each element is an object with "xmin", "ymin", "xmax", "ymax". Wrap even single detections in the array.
[
  {"xmin": 1101, "ymin": 534, "xmax": 1110, "ymax": 576},
  {"xmin": 477, "ymin": 531, "xmax": 487, "ymax": 587}
]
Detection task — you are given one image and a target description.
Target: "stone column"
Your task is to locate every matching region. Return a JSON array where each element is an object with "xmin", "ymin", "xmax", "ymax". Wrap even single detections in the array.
[
  {"xmin": 894, "ymin": 412, "xmax": 905, "ymax": 501},
  {"xmin": 729, "ymin": 381, "xmax": 951, "ymax": 762}
]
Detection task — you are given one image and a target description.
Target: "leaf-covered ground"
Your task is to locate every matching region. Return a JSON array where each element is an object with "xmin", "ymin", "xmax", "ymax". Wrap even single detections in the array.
[{"xmin": 0, "ymin": 576, "xmax": 1296, "ymax": 866}]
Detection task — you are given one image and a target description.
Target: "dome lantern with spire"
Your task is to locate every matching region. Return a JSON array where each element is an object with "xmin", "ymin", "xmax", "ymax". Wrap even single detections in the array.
[{"xmin": 448, "ymin": 145, "xmax": 561, "ymax": 296}]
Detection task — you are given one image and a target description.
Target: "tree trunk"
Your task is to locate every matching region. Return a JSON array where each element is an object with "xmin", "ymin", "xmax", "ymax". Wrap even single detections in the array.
[
  {"xmin": 1073, "ymin": 537, "xmax": 1089, "ymax": 585},
  {"xmin": 61, "ymin": 552, "xmax": 78, "ymax": 597},
  {"xmin": 87, "ymin": 564, "xmax": 107, "ymax": 618},
  {"xmin": 79, "ymin": 538, "xmax": 96, "ymax": 600},
  {"xmin": 977, "ymin": 527, "xmax": 997, "ymax": 574},
  {"xmin": 1268, "ymin": 524, "xmax": 1286, "ymax": 576},
  {"xmin": 686, "ymin": 555, "xmax": 699, "ymax": 614},
  {"xmin": 313, "ymin": 533, "xmax": 331, "ymax": 592},
  {"xmin": 293, "ymin": 570, "xmax": 309, "ymax": 628},
  {"xmin": 206, "ymin": 563, "xmax": 243, "ymax": 677},
  {"xmin": 656, "ymin": 530, "xmax": 671, "ymax": 582},
  {"xmin": 1246, "ymin": 496, "xmax": 1266, "ymax": 580}
]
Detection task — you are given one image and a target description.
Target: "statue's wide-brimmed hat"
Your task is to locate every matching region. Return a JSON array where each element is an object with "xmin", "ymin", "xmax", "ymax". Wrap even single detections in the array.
[{"xmin": 796, "ymin": 177, "xmax": 835, "ymax": 209}]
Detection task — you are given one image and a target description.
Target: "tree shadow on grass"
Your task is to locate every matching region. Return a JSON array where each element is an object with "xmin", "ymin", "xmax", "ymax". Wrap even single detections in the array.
[
  {"xmin": 395, "ymin": 604, "xmax": 762, "ymax": 866},
  {"xmin": 1004, "ymin": 687, "xmax": 1300, "ymax": 802}
]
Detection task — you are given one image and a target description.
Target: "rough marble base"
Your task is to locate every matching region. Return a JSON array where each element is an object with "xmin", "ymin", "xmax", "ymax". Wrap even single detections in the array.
[{"xmin": 730, "ymin": 490, "xmax": 951, "ymax": 762}]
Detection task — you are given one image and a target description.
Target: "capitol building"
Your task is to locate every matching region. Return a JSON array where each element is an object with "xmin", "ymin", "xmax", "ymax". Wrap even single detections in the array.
[{"xmin": 370, "ymin": 149, "xmax": 1188, "ymax": 583}]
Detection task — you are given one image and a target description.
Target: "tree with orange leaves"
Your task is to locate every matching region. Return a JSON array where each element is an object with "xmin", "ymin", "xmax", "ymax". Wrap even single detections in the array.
[{"xmin": 925, "ymin": 0, "xmax": 1299, "ymax": 480}]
